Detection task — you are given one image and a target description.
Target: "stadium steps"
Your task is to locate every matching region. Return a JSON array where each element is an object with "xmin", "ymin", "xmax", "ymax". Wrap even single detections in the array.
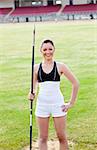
[
  {"xmin": 4, "ymin": 8, "xmax": 15, "ymax": 19},
  {"xmin": 0, "ymin": 7, "xmax": 14, "ymax": 23},
  {"xmin": 0, "ymin": 8, "xmax": 12, "ymax": 15},
  {"xmin": 57, "ymin": 4, "xmax": 66, "ymax": 15}
]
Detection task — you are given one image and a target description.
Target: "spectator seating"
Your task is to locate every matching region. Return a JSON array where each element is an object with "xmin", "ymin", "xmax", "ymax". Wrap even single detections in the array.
[
  {"xmin": 11, "ymin": 5, "xmax": 61, "ymax": 16},
  {"xmin": 0, "ymin": 8, "xmax": 12, "ymax": 15},
  {"xmin": 62, "ymin": 4, "xmax": 97, "ymax": 13}
]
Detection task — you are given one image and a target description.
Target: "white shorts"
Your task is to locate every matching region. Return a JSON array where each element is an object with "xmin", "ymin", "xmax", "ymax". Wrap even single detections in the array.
[{"xmin": 35, "ymin": 104, "xmax": 67, "ymax": 118}]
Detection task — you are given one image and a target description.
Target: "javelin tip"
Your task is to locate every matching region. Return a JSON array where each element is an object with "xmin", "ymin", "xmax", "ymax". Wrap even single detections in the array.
[
  {"xmin": 32, "ymin": 24, "xmax": 35, "ymax": 45},
  {"xmin": 33, "ymin": 24, "xmax": 35, "ymax": 35}
]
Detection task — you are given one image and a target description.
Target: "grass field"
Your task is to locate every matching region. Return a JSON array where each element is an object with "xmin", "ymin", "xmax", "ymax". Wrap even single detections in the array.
[{"xmin": 0, "ymin": 20, "xmax": 97, "ymax": 150}]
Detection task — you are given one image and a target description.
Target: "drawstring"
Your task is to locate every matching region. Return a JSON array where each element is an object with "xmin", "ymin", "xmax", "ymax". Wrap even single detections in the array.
[
  {"xmin": 39, "ymin": 63, "xmax": 43, "ymax": 82},
  {"xmin": 53, "ymin": 62, "xmax": 56, "ymax": 81}
]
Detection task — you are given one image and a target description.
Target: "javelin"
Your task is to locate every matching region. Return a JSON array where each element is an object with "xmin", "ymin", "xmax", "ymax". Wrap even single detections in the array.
[{"xmin": 30, "ymin": 24, "xmax": 35, "ymax": 150}]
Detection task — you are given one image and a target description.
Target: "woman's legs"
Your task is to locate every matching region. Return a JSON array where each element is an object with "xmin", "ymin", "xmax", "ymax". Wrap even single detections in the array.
[
  {"xmin": 36, "ymin": 117, "xmax": 50, "ymax": 150},
  {"xmin": 53, "ymin": 116, "xmax": 69, "ymax": 150}
]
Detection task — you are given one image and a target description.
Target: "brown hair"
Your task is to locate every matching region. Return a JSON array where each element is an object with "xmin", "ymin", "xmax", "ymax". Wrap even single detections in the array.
[{"xmin": 40, "ymin": 39, "xmax": 55, "ymax": 50}]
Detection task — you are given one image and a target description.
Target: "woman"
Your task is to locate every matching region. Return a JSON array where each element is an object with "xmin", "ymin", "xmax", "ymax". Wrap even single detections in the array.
[{"xmin": 28, "ymin": 39, "xmax": 79, "ymax": 150}]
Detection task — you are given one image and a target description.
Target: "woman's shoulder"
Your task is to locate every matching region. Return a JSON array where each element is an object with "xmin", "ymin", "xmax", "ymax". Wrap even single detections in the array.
[
  {"xmin": 34, "ymin": 63, "xmax": 40, "ymax": 74},
  {"xmin": 56, "ymin": 61, "xmax": 69, "ymax": 73},
  {"xmin": 56, "ymin": 61, "xmax": 67, "ymax": 67}
]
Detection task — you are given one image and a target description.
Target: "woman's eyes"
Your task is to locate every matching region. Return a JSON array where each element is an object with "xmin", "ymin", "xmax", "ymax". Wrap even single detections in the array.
[
  {"xmin": 49, "ymin": 48, "xmax": 53, "ymax": 51},
  {"xmin": 43, "ymin": 49, "xmax": 47, "ymax": 51},
  {"xmin": 43, "ymin": 48, "xmax": 52, "ymax": 51}
]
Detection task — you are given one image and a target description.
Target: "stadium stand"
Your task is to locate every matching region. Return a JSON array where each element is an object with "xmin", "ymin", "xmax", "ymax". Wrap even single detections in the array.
[
  {"xmin": 0, "ymin": 1, "xmax": 97, "ymax": 23},
  {"xmin": 11, "ymin": 5, "xmax": 61, "ymax": 16},
  {"xmin": 61, "ymin": 4, "xmax": 97, "ymax": 20},
  {"xmin": 62, "ymin": 4, "xmax": 97, "ymax": 13},
  {"xmin": 0, "ymin": 8, "xmax": 12, "ymax": 15}
]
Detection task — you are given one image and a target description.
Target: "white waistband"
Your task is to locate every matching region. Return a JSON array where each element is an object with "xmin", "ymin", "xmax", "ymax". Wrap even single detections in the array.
[
  {"xmin": 39, "ymin": 81, "xmax": 60, "ymax": 93},
  {"xmin": 37, "ymin": 81, "xmax": 64, "ymax": 105}
]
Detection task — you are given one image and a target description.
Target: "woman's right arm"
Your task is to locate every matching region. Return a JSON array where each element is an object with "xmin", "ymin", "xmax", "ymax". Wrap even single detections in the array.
[{"xmin": 28, "ymin": 64, "xmax": 39, "ymax": 101}]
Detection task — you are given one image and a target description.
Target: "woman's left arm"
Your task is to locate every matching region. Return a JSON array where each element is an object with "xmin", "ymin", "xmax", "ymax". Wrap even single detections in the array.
[{"xmin": 60, "ymin": 63, "xmax": 79, "ymax": 111}]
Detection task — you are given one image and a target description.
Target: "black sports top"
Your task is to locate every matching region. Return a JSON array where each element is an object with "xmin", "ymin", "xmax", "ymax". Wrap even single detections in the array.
[{"xmin": 37, "ymin": 61, "xmax": 60, "ymax": 82}]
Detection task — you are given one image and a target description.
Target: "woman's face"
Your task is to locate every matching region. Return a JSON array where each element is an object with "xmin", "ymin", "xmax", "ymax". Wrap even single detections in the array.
[{"xmin": 40, "ymin": 42, "xmax": 55, "ymax": 61}]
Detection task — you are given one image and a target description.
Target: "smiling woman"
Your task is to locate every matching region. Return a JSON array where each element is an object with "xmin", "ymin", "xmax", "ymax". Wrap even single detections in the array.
[
  {"xmin": 0, "ymin": 21, "xmax": 97, "ymax": 150},
  {"xmin": 41, "ymin": 42, "xmax": 54, "ymax": 60},
  {"xmin": 28, "ymin": 39, "xmax": 79, "ymax": 150},
  {"xmin": 39, "ymin": 39, "xmax": 55, "ymax": 74}
]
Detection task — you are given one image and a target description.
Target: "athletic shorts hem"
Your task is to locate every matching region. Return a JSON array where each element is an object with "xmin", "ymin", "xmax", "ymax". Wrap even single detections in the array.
[
  {"xmin": 35, "ymin": 114, "xmax": 50, "ymax": 118},
  {"xmin": 52, "ymin": 113, "xmax": 67, "ymax": 118},
  {"xmin": 35, "ymin": 113, "xmax": 67, "ymax": 118}
]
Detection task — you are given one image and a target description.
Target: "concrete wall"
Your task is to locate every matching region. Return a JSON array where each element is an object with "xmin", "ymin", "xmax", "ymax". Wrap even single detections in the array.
[
  {"xmin": 0, "ymin": 0, "xmax": 14, "ymax": 8},
  {"xmin": 21, "ymin": 1, "xmax": 32, "ymax": 6},
  {"xmin": 73, "ymin": 0, "xmax": 88, "ymax": 5},
  {"xmin": 61, "ymin": 0, "xmax": 69, "ymax": 5},
  {"xmin": 61, "ymin": 0, "xmax": 96, "ymax": 5},
  {"xmin": 43, "ymin": 0, "xmax": 48, "ymax": 6}
]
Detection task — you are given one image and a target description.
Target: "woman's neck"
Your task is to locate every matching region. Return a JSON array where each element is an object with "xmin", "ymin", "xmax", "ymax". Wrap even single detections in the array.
[{"xmin": 42, "ymin": 59, "xmax": 54, "ymax": 65}]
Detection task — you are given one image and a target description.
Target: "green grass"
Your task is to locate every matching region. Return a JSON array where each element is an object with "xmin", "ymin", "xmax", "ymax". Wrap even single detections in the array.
[{"xmin": 0, "ymin": 21, "xmax": 97, "ymax": 150}]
